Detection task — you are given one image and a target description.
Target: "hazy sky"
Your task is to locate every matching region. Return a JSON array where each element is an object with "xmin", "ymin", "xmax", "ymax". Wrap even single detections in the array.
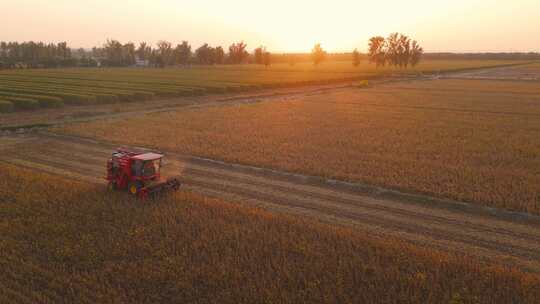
[{"xmin": 2, "ymin": 0, "xmax": 540, "ymax": 52}]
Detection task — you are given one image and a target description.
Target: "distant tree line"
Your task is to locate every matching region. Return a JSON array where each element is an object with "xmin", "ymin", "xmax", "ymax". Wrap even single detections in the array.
[
  {"xmin": 0, "ymin": 39, "xmax": 261, "ymax": 69},
  {"xmin": 92, "ymin": 39, "xmax": 255, "ymax": 67},
  {"xmin": 2, "ymin": 37, "xmax": 539, "ymax": 70},
  {"xmin": 368, "ymin": 33, "xmax": 424, "ymax": 68},
  {"xmin": 0, "ymin": 41, "xmax": 78, "ymax": 69}
]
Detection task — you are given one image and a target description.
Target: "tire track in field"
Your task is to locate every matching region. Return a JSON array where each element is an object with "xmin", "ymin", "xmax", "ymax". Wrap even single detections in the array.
[
  {"xmin": 15, "ymin": 143, "xmax": 540, "ymax": 243},
  {"xmin": 180, "ymin": 171, "xmax": 540, "ymax": 260},
  {"xmin": 17, "ymin": 141, "xmax": 540, "ymax": 239},
  {"xmin": 2, "ymin": 133, "xmax": 540, "ymax": 273},
  {"xmin": 182, "ymin": 167, "xmax": 540, "ymax": 243},
  {"xmin": 184, "ymin": 177, "xmax": 540, "ymax": 271}
]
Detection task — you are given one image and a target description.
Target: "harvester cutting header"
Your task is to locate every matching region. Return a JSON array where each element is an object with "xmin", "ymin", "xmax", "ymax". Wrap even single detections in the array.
[{"xmin": 106, "ymin": 148, "xmax": 180, "ymax": 199}]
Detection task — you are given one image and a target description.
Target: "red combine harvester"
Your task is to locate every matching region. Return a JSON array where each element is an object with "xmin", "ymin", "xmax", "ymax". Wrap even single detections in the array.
[{"xmin": 106, "ymin": 148, "xmax": 181, "ymax": 199}]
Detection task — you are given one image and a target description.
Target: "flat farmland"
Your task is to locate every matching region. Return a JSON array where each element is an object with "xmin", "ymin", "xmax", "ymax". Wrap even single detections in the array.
[
  {"xmin": 57, "ymin": 78, "xmax": 540, "ymax": 214},
  {"xmin": 2, "ymin": 164, "xmax": 539, "ymax": 303},
  {"xmin": 3, "ymin": 133, "xmax": 540, "ymax": 273},
  {"xmin": 0, "ymin": 59, "xmax": 529, "ymax": 113}
]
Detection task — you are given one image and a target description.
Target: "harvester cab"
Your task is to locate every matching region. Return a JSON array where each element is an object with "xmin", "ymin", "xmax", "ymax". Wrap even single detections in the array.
[{"xmin": 107, "ymin": 148, "xmax": 181, "ymax": 199}]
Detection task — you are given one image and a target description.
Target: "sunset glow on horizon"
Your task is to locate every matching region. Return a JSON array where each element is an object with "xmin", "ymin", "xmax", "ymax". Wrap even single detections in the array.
[{"xmin": 3, "ymin": 0, "xmax": 540, "ymax": 52}]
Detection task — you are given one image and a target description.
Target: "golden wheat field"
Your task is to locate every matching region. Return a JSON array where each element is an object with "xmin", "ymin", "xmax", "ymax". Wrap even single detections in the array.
[
  {"xmin": 57, "ymin": 78, "xmax": 540, "ymax": 214},
  {"xmin": 1, "ymin": 164, "xmax": 539, "ymax": 303}
]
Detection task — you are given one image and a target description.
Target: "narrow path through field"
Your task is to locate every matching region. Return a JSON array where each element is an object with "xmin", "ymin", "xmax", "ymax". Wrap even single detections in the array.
[{"xmin": 1, "ymin": 132, "xmax": 540, "ymax": 273}]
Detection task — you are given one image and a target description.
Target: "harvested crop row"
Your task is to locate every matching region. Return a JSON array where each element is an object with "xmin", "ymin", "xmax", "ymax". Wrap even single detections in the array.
[
  {"xmin": 0, "ymin": 100, "xmax": 14, "ymax": 112},
  {"xmin": 0, "ymin": 91, "xmax": 64, "ymax": 107},
  {"xmin": 0, "ymin": 81, "xmax": 153, "ymax": 104},
  {"xmin": 0, "ymin": 85, "xmax": 95, "ymax": 105},
  {"xmin": 0, "ymin": 78, "xmax": 189, "ymax": 104},
  {"xmin": 0, "ymin": 96, "xmax": 39, "ymax": 110},
  {"xmin": 1, "ymin": 164, "xmax": 539, "ymax": 303},
  {"xmin": 0, "ymin": 81, "xmax": 118, "ymax": 103},
  {"xmin": 0, "ymin": 75, "xmax": 202, "ymax": 97}
]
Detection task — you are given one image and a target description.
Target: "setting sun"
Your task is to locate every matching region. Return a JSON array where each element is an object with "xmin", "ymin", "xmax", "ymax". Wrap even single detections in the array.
[{"xmin": 3, "ymin": 0, "xmax": 540, "ymax": 52}]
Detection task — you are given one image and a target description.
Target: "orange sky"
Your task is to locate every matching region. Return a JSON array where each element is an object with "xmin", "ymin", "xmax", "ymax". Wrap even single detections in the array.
[{"xmin": 2, "ymin": 0, "xmax": 540, "ymax": 52}]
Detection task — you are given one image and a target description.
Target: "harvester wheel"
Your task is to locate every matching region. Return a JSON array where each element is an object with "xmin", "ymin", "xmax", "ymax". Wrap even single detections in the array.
[{"xmin": 128, "ymin": 182, "xmax": 142, "ymax": 195}]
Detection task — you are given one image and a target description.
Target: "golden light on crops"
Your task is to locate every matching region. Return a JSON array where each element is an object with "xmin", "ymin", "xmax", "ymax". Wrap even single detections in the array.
[
  {"xmin": 2, "ymin": 164, "xmax": 539, "ymax": 303},
  {"xmin": 57, "ymin": 74, "xmax": 540, "ymax": 214}
]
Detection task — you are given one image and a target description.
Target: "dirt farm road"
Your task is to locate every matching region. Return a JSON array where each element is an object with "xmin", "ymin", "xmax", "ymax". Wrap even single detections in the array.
[{"xmin": 1, "ymin": 132, "xmax": 540, "ymax": 273}]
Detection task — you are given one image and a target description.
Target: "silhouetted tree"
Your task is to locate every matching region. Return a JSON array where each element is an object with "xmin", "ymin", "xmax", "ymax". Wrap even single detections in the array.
[
  {"xmin": 398, "ymin": 34, "xmax": 411, "ymax": 68},
  {"xmin": 0, "ymin": 42, "xmax": 7, "ymax": 60},
  {"xmin": 174, "ymin": 41, "xmax": 191, "ymax": 65},
  {"xmin": 136, "ymin": 42, "xmax": 152, "ymax": 61},
  {"xmin": 368, "ymin": 34, "xmax": 423, "ymax": 69},
  {"xmin": 228, "ymin": 41, "xmax": 248, "ymax": 64},
  {"xmin": 156, "ymin": 40, "xmax": 173, "ymax": 66},
  {"xmin": 0, "ymin": 41, "xmax": 81, "ymax": 68},
  {"xmin": 386, "ymin": 33, "xmax": 401, "ymax": 68},
  {"xmin": 311, "ymin": 43, "xmax": 326, "ymax": 65},
  {"xmin": 214, "ymin": 46, "xmax": 225, "ymax": 64},
  {"xmin": 149, "ymin": 49, "xmax": 162, "ymax": 67},
  {"xmin": 410, "ymin": 40, "xmax": 424, "ymax": 67},
  {"xmin": 57, "ymin": 42, "xmax": 70, "ymax": 59},
  {"xmin": 196, "ymin": 43, "xmax": 214, "ymax": 64},
  {"xmin": 103, "ymin": 39, "xmax": 123, "ymax": 66},
  {"xmin": 352, "ymin": 48, "xmax": 361, "ymax": 67},
  {"xmin": 122, "ymin": 42, "xmax": 136, "ymax": 66},
  {"xmin": 73, "ymin": 47, "xmax": 86, "ymax": 58},
  {"xmin": 386, "ymin": 33, "xmax": 412, "ymax": 68},
  {"xmin": 368, "ymin": 36, "xmax": 386, "ymax": 68}
]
